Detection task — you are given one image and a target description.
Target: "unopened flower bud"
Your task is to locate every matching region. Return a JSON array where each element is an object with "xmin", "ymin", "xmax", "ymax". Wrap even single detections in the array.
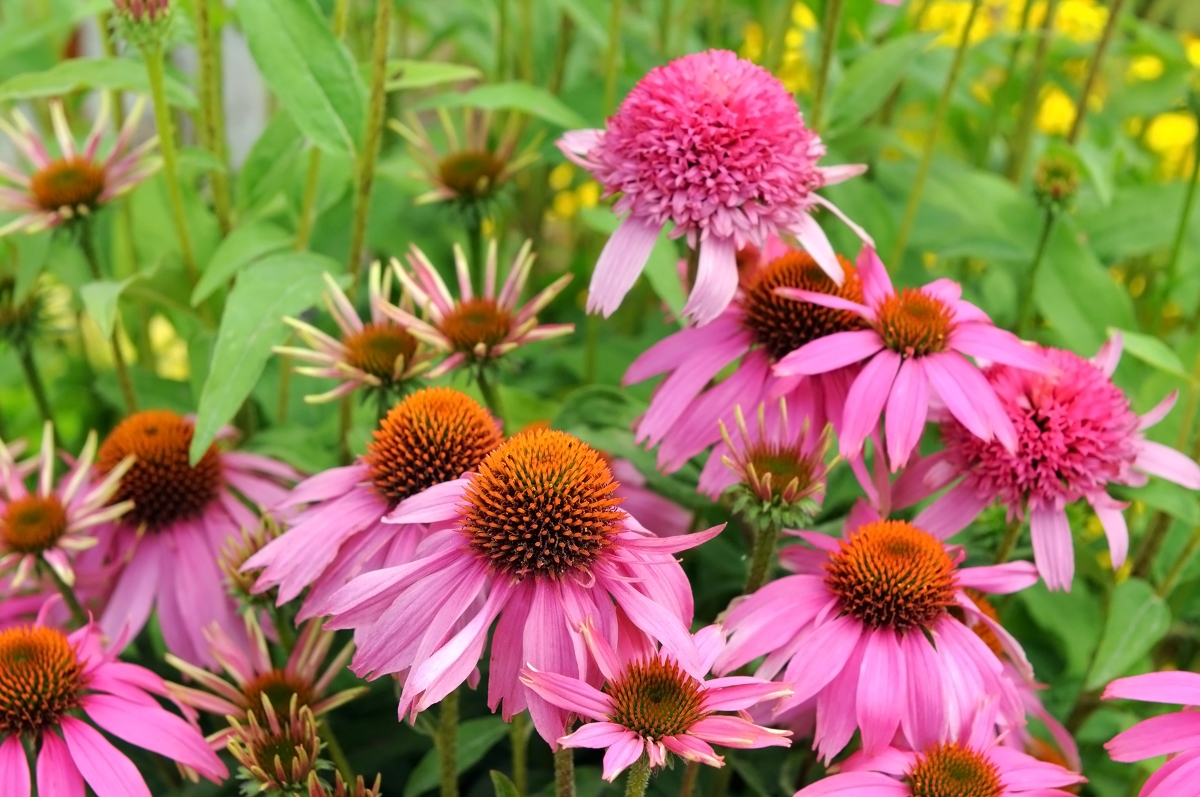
[
  {"xmin": 1033, "ymin": 154, "xmax": 1080, "ymax": 209},
  {"xmin": 309, "ymin": 771, "xmax": 384, "ymax": 797},
  {"xmin": 111, "ymin": 0, "xmax": 172, "ymax": 49}
]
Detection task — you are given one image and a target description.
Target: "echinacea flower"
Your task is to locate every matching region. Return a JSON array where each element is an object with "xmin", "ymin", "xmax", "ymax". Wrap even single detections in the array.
[
  {"xmin": 318, "ymin": 428, "xmax": 722, "ymax": 744},
  {"xmin": 717, "ymin": 515, "xmax": 1039, "ymax": 761},
  {"xmin": 1103, "ymin": 671, "xmax": 1200, "ymax": 797},
  {"xmin": 795, "ymin": 701, "xmax": 1084, "ymax": 797},
  {"xmin": 384, "ymin": 240, "xmax": 573, "ymax": 378},
  {"xmin": 95, "ymin": 410, "xmax": 296, "ymax": 667},
  {"xmin": 625, "ymin": 247, "xmax": 866, "ymax": 473},
  {"xmin": 917, "ymin": 335, "xmax": 1200, "ymax": 591},
  {"xmin": 774, "ymin": 247, "xmax": 1049, "ymax": 470},
  {"xmin": 167, "ymin": 614, "xmax": 365, "ymax": 746},
  {"xmin": 0, "ymin": 621, "xmax": 226, "ymax": 796},
  {"xmin": 309, "ymin": 771, "xmax": 383, "ymax": 797},
  {"xmin": 227, "ymin": 695, "xmax": 326, "ymax": 794},
  {"xmin": 558, "ymin": 49, "xmax": 867, "ymax": 325},
  {"xmin": 521, "ymin": 621, "xmax": 791, "ymax": 780},
  {"xmin": 391, "ymin": 108, "xmax": 539, "ymax": 208},
  {"xmin": 274, "ymin": 261, "xmax": 430, "ymax": 405},
  {"xmin": 0, "ymin": 96, "xmax": 159, "ymax": 237},
  {"xmin": 246, "ymin": 387, "xmax": 503, "ymax": 616},
  {"xmin": 0, "ymin": 424, "xmax": 133, "ymax": 589}
]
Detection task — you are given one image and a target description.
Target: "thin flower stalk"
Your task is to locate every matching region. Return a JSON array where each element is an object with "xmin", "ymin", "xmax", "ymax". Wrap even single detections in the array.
[
  {"xmin": 1067, "ymin": 0, "xmax": 1126, "ymax": 144},
  {"xmin": 810, "ymin": 0, "xmax": 845, "ymax": 126},
  {"xmin": 439, "ymin": 689, "xmax": 459, "ymax": 797},
  {"xmin": 190, "ymin": 0, "xmax": 232, "ymax": 233},
  {"xmin": 603, "ymin": 0, "xmax": 625, "ymax": 115},
  {"xmin": 1006, "ymin": 0, "xmax": 1063, "ymax": 182},
  {"xmin": 1156, "ymin": 123, "xmax": 1200, "ymax": 330}
]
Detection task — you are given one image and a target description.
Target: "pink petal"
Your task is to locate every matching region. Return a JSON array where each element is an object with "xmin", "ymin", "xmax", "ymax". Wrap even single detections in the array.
[
  {"xmin": 1139, "ymin": 391, "xmax": 1177, "ymax": 430},
  {"xmin": 662, "ymin": 734, "xmax": 722, "ymax": 766},
  {"xmin": 913, "ymin": 484, "xmax": 991, "ymax": 540},
  {"xmin": 36, "ymin": 731, "xmax": 84, "ymax": 797},
  {"xmin": 683, "ymin": 236, "xmax": 738, "ymax": 326},
  {"xmin": 783, "ymin": 614, "xmax": 863, "ymax": 705},
  {"xmin": 689, "ymin": 715, "xmax": 789, "ymax": 748},
  {"xmin": 1029, "ymin": 505, "xmax": 1075, "ymax": 591},
  {"xmin": 884, "ymin": 358, "xmax": 929, "ymax": 471},
  {"xmin": 560, "ymin": 722, "xmax": 635, "ymax": 749},
  {"xmin": 857, "ymin": 246, "xmax": 893, "ymax": 307},
  {"xmin": 955, "ymin": 561, "xmax": 1040, "ymax": 594},
  {"xmin": 82, "ymin": 694, "xmax": 226, "ymax": 781},
  {"xmin": 384, "ymin": 478, "xmax": 471, "ymax": 523},
  {"xmin": 1135, "ymin": 441, "xmax": 1200, "ymax": 490},
  {"xmin": 793, "ymin": 771, "xmax": 909, "ymax": 797},
  {"xmin": 1138, "ymin": 749, "xmax": 1200, "ymax": 797},
  {"xmin": 1092, "ymin": 333, "xmax": 1123, "ymax": 376},
  {"xmin": 624, "ymin": 316, "xmax": 743, "ymax": 384},
  {"xmin": 1090, "ymin": 494, "xmax": 1130, "ymax": 569},
  {"xmin": 601, "ymin": 733, "xmax": 645, "ymax": 781},
  {"xmin": 99, "ymin": 534, "xmax": 160, "ymax": 644},
  {"xmin": 856, "ymin": 628, "xmax": 904, "ymax": 756},
  {"xmin": 839, "ymin": 350, "xmax": 903, "ymax": 458},
  {"xmin": 1105, "ymin": 711, "xmax": 1200, "ymax": 761},
  {"xmin": 774, "ymin": 288, "xmax": 872, "ymax": 318},
  {"xmin": 899, "ymin": 632, "xmax": 945, "ymax": 751},
  {"xmin": 925, "ymin": 353, "xmax": 1017, "ymax": 450},
  {"xmin": 520, "ymin": 669, "xmax": 614, "ymax": 721},
  {"xmin": 791, "ymin": 213, "xmax": 843, "ymax": 285},
  {"xmin": 701, "ymin": 679, "xmax": 793, "ymax": 712},
  {"xmin": 59, "ymin": 716, "xmax": 151, "ymax": 797},
  {"xmin": 588, "ymin": 216, "xmax": 660, "ymax": 317},
  {"xmin": 0, "ymin": 735, "xmax": 30, "ymax": 797},
  {"xmin": 949, "ymin": 324, "xmax": 1049, "ymax": 372},
  {"xmin": 1104, "ymin": 671, "xmax": 1200, "ymax": 705},
  {"xmin": 988, "ymin": 745, "xmax": 1083, "ymax": 790}
]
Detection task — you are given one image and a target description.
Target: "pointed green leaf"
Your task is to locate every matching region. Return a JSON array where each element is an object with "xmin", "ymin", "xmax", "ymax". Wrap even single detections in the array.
[
  {"xmin": 0, "ymin": 57, "xmax": 197, "ymax": 108},
  {"xmin": 81, "ymin": 276, "xmax": 137, "ymax": 338},
  {"xmin": 192, "ymin": 221, "xmax": 295, "ymax": 306},
  {"xmin": 1084, "ymin": 577, "xmax": 1171, "ymax": 690},
  {"xmin": 825, "ymin": 33, "xmax": 936, "ymax": 137},
  {"xmin": 385, "ymin": 60, "xmax": 481, "ymax": 92},
  {"xmin": 416, "ymin": 82, "xmax": 589, "ymax": 129},
  {"xmin": 490, "ymin": 771, "xmax": 521, "ymax": 797},
  {"xmin": 1108, "ymin": 327, "xmax": 1191, "ymax": 382}
]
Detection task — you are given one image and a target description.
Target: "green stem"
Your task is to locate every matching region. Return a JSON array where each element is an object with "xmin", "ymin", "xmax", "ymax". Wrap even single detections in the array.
[
  {"xmin": 346, "ymin": 0, "xmax": 392, "ymax": 295},
  {"xmin": 295, "ymin": 148, "xmax": 324, "ymax": 251},
  {"xmin": 707, "ymin": 0, "xmax": 723, "ymax": 47},
  {"xmin": 554, "ymin": 747, "xmax": 575, "ymax": 797},
  {"xmin": 1158, "ymin": 523, "xmax": 1200, "ymax": 598},
  {"xmin": 269, "ymin": 601, "xmax": 297, "ymax": 652},
  {"xmin": 744, "ymin": 519, "xmax": 780, "ymax": 593},
  {"xmin": 519, "ymin": 0, "xmax": 534, "ymax": 81},
  {"xmin": 277, "ymin": 352, "xmax": 292, "ymax": 423},
  {"xmin": 338, "ymin": 395, "xmax": 354, "ymax": 465},
  {"xmin": 438, "ymin": 689, "xmax": 459, "ymax": 797},
  {"xmin": 602, "ymin": 0, "xmax": 625, "ymax": 115},
  {"xmin": 1006, "ymin": 0, "xmax": 1061, "ymax": 183},
  {"xmin": 1066, "ymin": 0, "xmax": 1126, "ymax": 144},
  {"xmin": 679, "ymin": 761, "xmax": 700, "ymax": 797},
  {"xmin": 142, "ymin": 44, "xmax": 199, "ymax": 284},
  {"xmin": 584, "ymin": 314, "xmax": 598, "ymax": 384},
  {"xmin": 624, "ymin": 756, "xmax": 652, "ymax": 797},
  {"xmin": 1016, "ymin": 207, "xmax": 1056, "ymax": 336},
  {"xmin": 497, "ymin": 0, "xmax": 509, "ymax": 79},
  {"xmin": 765, "ymin": 0, "xmax": 794, "ymax": 74},
  {"xmin": 191, "ymin": 0, "xmax": 233, "ymax": 233},
  {"xmin": 994, "ymin": 515, "xmax": 1023, "ymax": 564},
  {"xmin": 974, "ymin": 0, "xmax": 1034, "ymax": 167},
  {"xmin": 1155, "ymin": 130, "xmax": 1200, "ymax": 332},
  {"xmin": 44, "ymin": 560, "xmax": 87, "ymax": 627},
  {"xmin": 17, "ymin": 346, "xmax": 55, "ymax": 426},
  {"xmin": 320, "ymin": 720, "xmax": 355, "ymax": 783},
  {"xmin": 658, "ymin": 0, "xmax": 674, "ymax": 54},
  {"xmin": 890, "ymin": 0, "xmax": 985, "ymax": 267},
  {"xmin": 79, "ymin": 223, "xmax": 138, "ymax": 414},
  {"xmin": 476, "ymin": 366, "xmax": 506, "ymax": 422},
  {"xmin": 466, "ymin": 206, "xmax": 484, "ymax": 284},
  {"xmin": 1132, "ymin": 510, "xmax": 1173, "ymax": 579},
  {"xmin": 810, "ymin": 0, "xmax": 845, "ymax": 126},
  {"xmin": 510, "ymin": 712, "xmax": 530, "ymax": 796},
  {"xmin": 708, "ymin": 762, "xmax": 731, "ymax": 797}
]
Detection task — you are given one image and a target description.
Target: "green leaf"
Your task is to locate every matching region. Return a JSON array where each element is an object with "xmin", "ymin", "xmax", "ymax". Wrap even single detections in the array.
[
  {"xmin": 1109, "ymin": 328, "xmax": 1192, "ymax": 382},
  {"xmin": 1018, "ymin": 581, "xmax": 1102, "ymax": 678},
  {"xmin": 237, "ymin": 111, "xmax": 305, "ymax": 211},
  {"xmin": 403, "ymin": 717, "xmax": 511, "ymax": 797},
  {"xmin": 0, "ymin": 0, "xmax": 110, "ymax": 61},
  {"xmin": 192, "ymin": 221, "xmax": 295, "ymax": 306},
  {"xmin": 178, "ymin": 146, "xmax": 228, "ymax": 174},
  {"xmin": 0, "ymin": 57, "xmax": 197, "ymax": 108},
  {"xmin": 416, "ymin": 82, "xmax": 589, "ymax": 129},
  {"xmin": 386, "ymin": 60, "xmax": 481, "ymax": 92},
  {"xmin": 80, "ymin": 276, "xmax": 137, "ymax": 338},
  {"xmin": 237, "ymin": 0, "xmax": 367, "ymax": 157},
  {"xmin": 189, "ymin": 252, "xmax": 336, "ymax": 463},
  {"xmin": 489, "ymin": 771, "xmax": 521, "ymax": 797},
  {"xmin": 1084, "ymin": 578, "xmax": 1171, "ymax": 690},
  {"xmin": 825, "ymin": 33, "xmax": 936, "ymax": 137}
]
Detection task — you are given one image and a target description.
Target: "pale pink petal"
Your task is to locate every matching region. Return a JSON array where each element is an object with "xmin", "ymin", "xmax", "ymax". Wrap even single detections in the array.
[
  {"xmin": 955, "ymin": 562, "xmax": 1040, "ymax": 593},
  {"xmin": 601, "ymin": 733, "xmax": 645, "ymax": 781},
  {"xmin": 1105, "ymin": 712, "xmax": 1200, "ymax": 761},
  {"xmin": 1092, "ymin": 333, "xmax": 1123, "ymax": 376},
  {"xmin": 662, "ymin": 734, "xmax": 722, "ymax": 766},
  {"xmin": 1134, "ymin": 441, "xmax": 1200, "ymax": 490},
  {"xmin": 59, "ymin": 716, "xmax": 151, "ymax": 797},
  {"xmin": 556, "ymin": 129, "xmax": 602, "ymax": 162},
  {"xmin": 560, "ymin": 722, "xmax": 633, "ymax": 749},
  {"xmin": 588, "ymin": 216, "xmax": 661, "ymax": 317},
  {"xmin": 701, "ymin": 679, "xmax": 793, "ymax": 712},
  {"xmin": 1029, "ymin": 505, "xmax": 1075, "ymax": 591},
  {"xmin": 519, "ymin": 669, "xmax": 615, "ymax": 721},
  {"xmin": 383, "ymin": 478, "xmax": 471, "ymax": 523},
  {"xmin": 690, "ymin": 715, "xmax": 790, "ymax": 749},
  {"xmin": 820, "ymin": 164, "xmax": 868, "ymax": 185},
  {"xmin": 1090, "ymin": 494, "xmax": 1129, "ymax": 569},
  {"xmin": 683, "ymin": 236, "xmax": 738, "ymax": 325},
  {"xmin": 791, "ymin": 213, "xmax": 844, "ymax": 284}
]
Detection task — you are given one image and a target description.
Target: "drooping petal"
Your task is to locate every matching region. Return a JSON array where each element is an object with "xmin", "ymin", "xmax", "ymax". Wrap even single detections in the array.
[
  {"xmin": 36, "ymin": 731, "xmax": 85, "ymax": 797},
  {"xmin": 839, "ymin": 350, "xmax": 903, "ymax": 458},
  {"xmin": 1029, "ymin": 505, "xmax": 1075, "ymax": 591},
  {"xmin": 1134, "ymin": 441, "xmax": 1200, "ymax": 490},
  {"xmin": 884, "ymin": 358, "xmax": 929, "ymax": 470},
  {"xmin": 683, "ymin": 236, "xmax": 739, "ymax": 325},
  {"xmin": 0, "ymin": 735, "xmax": 30, "ymax": 797},
  {"xmin": 588, "ymin": 216, "xmax": 661, "ymax": 317},
  {"xmin": 59, "ymin": 717, "xmax": 152, "ymax": 797},
  {"xmin": 855, "ymin": 628, "xmax": 905, "ymax": 756}
]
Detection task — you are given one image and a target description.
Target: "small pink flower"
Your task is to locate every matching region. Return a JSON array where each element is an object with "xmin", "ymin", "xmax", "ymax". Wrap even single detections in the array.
[
  {"xmin": 916, "ymin": 335, "xmax": 1200, "ymax": 591},
  {"xmin": 317, "ymin": 428, "xmax": 722, "ymax": 745},
  {"xmin": 717, "ymin": 515, "xmax": 1038, "ymax": 762},
  {"xmin": 0, "ymin": 621, "xmax": 226, "ymax": 796},
  {"xmin": 774, "ymin": 247, "xmax": 1049, "ymax": 470},
  {"xmin": 1103, "ymin": 671, "xmax": 1200, "ymax": 797},
  {"xmin": 521, "ymin": 622, "xmax": 791, "ymax": 780},
  {"xmin": 559, "ymin": 50, "xmax": 868, "ymax": 325}
]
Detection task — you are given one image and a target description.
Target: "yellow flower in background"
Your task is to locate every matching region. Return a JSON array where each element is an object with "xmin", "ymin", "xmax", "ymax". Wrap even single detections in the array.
[
  {"xmin": 1184, "ymin": 34, "xmax": 1200, "ymax": 68},
  {"xmin": 1126, "ymin": 54, "xmax": 1164, "ymax": 83},
  {"xmin": 739, "ymin": 3, "xmax": 816, "ymax": 93},
  {"xmin": 577, "ymin": 181, "xmax": 600, "ymax": 208},
  {"xmin": 792, "ymin": 2, "xmax": 817, "ymax": 30},
  {"xmin": 148, "ymin": 314, "xmax": 189, "ymax": 381},
  {"xmin": 919, "ymin": 0, "xmax": 995, "ymax": 47},
  {"xmin": 1054, "ymin": 0, "xmax": 1107, "ymax": 43},
  {"xmin": 549, "ymin": 162, "xmax": 574, "ymax": 191},
  {"xmin": 1036, "ymin": 85, "xmax": 1077, "ymax": 135},
  {"xmin": 1145, "ymin": 112, "xmax": 1198, "ymax": 179},
  {"xmin": 545, "ymin": 161, "xmax": 601, "ymax": 222},
  {"xmin": 741, "ymin": 21, "xmax": 765, "ymax": 62}
]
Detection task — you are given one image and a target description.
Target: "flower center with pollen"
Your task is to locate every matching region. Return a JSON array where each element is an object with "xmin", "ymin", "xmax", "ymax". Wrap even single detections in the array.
[
  {"xmin": 906, "ymin": 743, "xmax": 1003, "ymax": 797},
  {"xmin": 741, "ymin": 252, "xmax": 866, "ymax": 362},
  {"xmin": 343, "ymin": 322, "xmax": 419, "ymax": 382},
  {"xmin": 30, "ymin": 158, "xmax": 106, "ymax": 213},
  {"xmin": 0, "ymin": 626, "xmax": 84, "ymax": 735},
  {"xmin": 241, "ymin": 670, "xmax": 314, "ymax": 715},
  {"xmin": 825, "ymin": 520, "xmax": 957, "ymax": 633},
  {"xmin": 606, "ymin": 656, "xmax": 709, "ymax": 741},
  {"xmin": 438, "ymin": 150, "xmax": 506, "ymax": 201},
  {"xmin": 97, "ymin": 410, "xmax": 223, "ymax": 532},
  {"xmin": 745, "ymin": 445, "xmax": 816, "ymax": 502},
  {"xmin": 1, "ymin": 495, "xmax": 68, "ymax": 555},
  {"xmin": 367, "ymin": 387, "xmax": 502, "ymax": 506},
  {"xmin": 876, "ymin": 288, "xmax": 954, "ymax": 358},
  {"xmin": 463, "ymin": 429, "xmax": 625, "ymax": 579},
  {"xmin": 439, "ymin": 298, "xmax": 513, "ymax": 356}
]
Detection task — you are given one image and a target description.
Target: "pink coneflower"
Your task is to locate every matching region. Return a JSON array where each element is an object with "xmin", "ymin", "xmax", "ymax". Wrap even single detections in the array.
[
  {"xmin": 167, "ymin": 614, "xmax": 365, "ymax": 746},
  {"xmin": 0, "ymin": 621, "xmax": 226, "ymax": 795},
  {"xmin": 274, "ymin": 261, "xmax": 430, "ymax": 405},
  {"xmin": 917, "ymin": 335, "xmax": 1200, "ymax": 591},
  {"xmin": 716, "ymin": 516, "xmax": 1038, "ymax": 761},
  {"xmin": 626, "ymin": 248, "xmax": 866, "ymax": 473},
  {"xmin": 246, "ymin": 387, "xmax": 503, "ymax": 616},
  {"xmin": 95, "ymin": 410, "xmax": 296, "ymax": 667},
  {"xmin": 560, "ymin": 50, "xmax": 868, "ymax": 325},
  {"xmin": 384, "ymin": 240, "xmax": 573, "ymax": 378},
  {"xmin": 521, "ymin": 621, "xmax": 791, "ymax": 780},
  {"xmin": 1103, "ymin": 671, "xmax": 1200, "ymax": 797},
  {"xmin": 774, "ymin": 247, "xmax": 1049, "ymax": 470},
  {"xmin": 795, "ymin": 703, "xmax": 1084, "ymax": 797},
  {"xmin": 0, "ymin": 97, "xmax": 159, "ymax": 237},
  {"xmin": 0, "ymin": 424, "xmax": 133, "ymax": 588},
  {"xmin": 318, "ymin": 428, "xmax": 721, "ymax": 744}
]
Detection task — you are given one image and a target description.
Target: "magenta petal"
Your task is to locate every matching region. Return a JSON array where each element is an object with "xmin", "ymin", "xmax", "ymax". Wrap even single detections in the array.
[
  {"xmin": 683, "ymin": 236, "xmax": 739, "ymax": 325},
  {"xmin": 794, "ymin": 771, "xmax": 909, "ymax": 797},
  {"xmin": 588, "ymin": 216, "xmax": 661, "ymax": 317},
  {"xmin": 520, "ymin": 670, "xmax": 614, "ymax": 721},
  {"xmin": 956, "ymin": 562, "xmax": 1040, "ymax": 593},
  {"xmin": 922, "ymin": 353, "xmax": 995, "ymax": 444},
  {"xmin": 783, "ymin": 614, "xmax": 862, "ymax": 705},
  {"xmin": 883, "ymin": 358, "xmax": 929, "ymax": 471},
  {"xmin": 857, "ymin": 246, "xmax": 893, "ymax": 307},
  {"xmin": 774, "ymin": 330, "xmax": 883, "ymax": 377},
  {"xmin": 913, "ymin": 484, "xmax": 991, "ymax": 540},
  {"xmin": 1105, "ymin": 712, "xmax": 1200, "ymax": 761},
  {"xmin": 855, "ymin": 628, "xmax": 904, "ymax": 757},
  {"xmin": 949, "ymin": 324, "xmax": 1049, "ymax": 372},
  {"xmin": 1104, "ymin": 671, "xmax": 1200, "ymax": 705},
  {"xmin": 1029, "ymin": 505, "xmax": 1075, "ymax": 591},
  {"xmin": 82, "ymin": 694, "xmax": 227, "ymax": 781},
  {"xmin": 384, "ymin": 479, "xmax": 470, "ymax": 523},
  {"xmin": 662, "ymin": 734, "xmax": 722, "ymax": 765},
  {"xmin": 1090, "ymin": 495, "xmax": 1129, "ymax": 569},
  {"xmin": 36, "ymin": 731, "xmax": 84, "ymax": 797},
  {"xmin": 899, "ymin": 632, "xmax": 945, "ymax": 751},
  {"xmin": 0, "ymin": 735, "xmax": 30, "ymax": 797},
  {"xmin": 839, "ymin": 350, "xmax": 903, "ymax": 458},
  {"xmin": 689, "ymin": 715, "xmax": 789, "ymax": 748},
  {"xmin": 59, "ymin": 716, "xmax": 151, "ymax": 797},
  {"xmin": 988, "ymin": 745, "xmax": 1083, "ymax": 790},
  {"xmin": 1137, "ymin": 748, "xmax": 1200, "ymax": 797},
  {"xmin": 560, "ymin": 722, "xmax": 633, "ymax": 749}
]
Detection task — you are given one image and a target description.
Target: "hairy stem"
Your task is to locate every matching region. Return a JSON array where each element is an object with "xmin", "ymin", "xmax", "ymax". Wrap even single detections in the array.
[
  {"xmin": 679, "ymin": 761, "xmax": 700, "ymax": 797},
  {"xmin": 191, "ymin": 0, "xmax": 232, "ymax": 233},
  {"xmin": 554, "ymin": 747, "xmax": 575, "ymax": 797},
  {"xmin": 744, "ymin": 519, "xmax": 781, "ymax": 593},
  {"xmin": 438, "ymin": 689, "xmax": 459, "ymax": 797},
  {"xmin": 624, "ymin": 756, "xmax": 652, "ymax": 797},
  {"xmin": 1066, "ymin": 0, "xmax": 1126, "ymax": 144}
]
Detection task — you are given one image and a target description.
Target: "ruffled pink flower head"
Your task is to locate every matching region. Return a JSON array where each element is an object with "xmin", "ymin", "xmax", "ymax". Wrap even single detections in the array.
[
  {"xmin": 1103, "ymin": 671, "xmax": 1200, "ymax": 797},
  {"xmin": 0, "ymin": 621, "xmax": 226, "ymax": 796},
  {"xmin": 521, "ymin": 621, "xmax": 791, "ymax": 781},
  {"xmin": 559, "ymin": 50, "xmax": 868, "ymax": 326},
  {"xmin": 625, "ymin": 247, "xmax": 866, "ymax": 473},
  {"xmin": 94, "ymin": 410, "xmax": 297, "ymax": 667},
  {"xmin": 774, "ymin": 247, "xmax": 1049, "ymax": 471},
  {"xmin": 717, "ymin": 515, "xmax": 1040, "ymax": 762},
  {"xmin": 920, "ymin": 335, "xmax": 1200, "ymax": 591}
]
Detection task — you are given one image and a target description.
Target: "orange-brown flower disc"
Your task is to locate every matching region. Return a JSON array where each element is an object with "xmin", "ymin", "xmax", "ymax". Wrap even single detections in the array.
[
  {"xmin": 438, "ymin": 150, "xmax": 505, "ymax": 201},
  {"xmin": 906, "ymin": 743, "xmax": 1003, "ymax": 797},
  {"xmin": 462, "ymin": 428, "xmax": 624, "ymax": 579},
  {"xmin": 367, "ymin": 387, "xmax": 502, "ymax": 505},
  {"xmin": 606, "ymin": 656, "xmax": 709, "ymax": 741},
  {"xmin": 343, "ymin": 322, "xmax": 418, "ymax": 382},
  {"xmin": 876, "ymin": 288, "xmax": 954, "ymax": 357},
  {"xmin": 741, "ymin": 252, "xmax": 866, "ymax": 361},
  {"xmin": 97, "ymin": 410, "xmax": 223, "ymax": 532},
  {"xmin": 30, "ymin": 158, "xmax": 106, "ymax": 212},
  {"xmin": 825, "ymin": 520, "xmax": 957, "ymax": 633},
  {"xmin": 439, "ymin": 298, "xmax": 513, "ymax": 355},
  {"xmin": 745, "ymin": 444, "xmax": 816, "ymax": 501},
  {"xmin": 0, "ymin": 626, "xmax": 83, "ymax": 735},
  {"xmin": 1, "ymin": 494, "xmax": 68, "ymax": 555},
  {"xmin": 241, "ymin": 670, "xmax": 315, "ymax": 716}
]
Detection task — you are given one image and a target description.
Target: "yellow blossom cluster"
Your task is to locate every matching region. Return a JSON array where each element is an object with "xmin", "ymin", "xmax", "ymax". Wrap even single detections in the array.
[
  {"xmin": 545, "ymin": 163, "xmax": 601, "ymax": 221},
  {"xmin": 740, "ymin": 2, "xmax": 818, "ymax": 94}
]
